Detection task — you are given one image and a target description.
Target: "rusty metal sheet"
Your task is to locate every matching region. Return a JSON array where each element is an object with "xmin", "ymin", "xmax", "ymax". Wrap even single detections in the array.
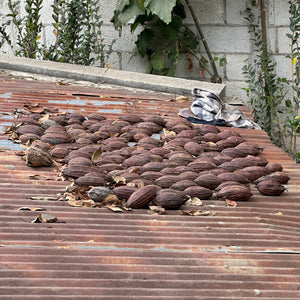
[{"xmin": 0, "ymin": 72, "xmax": 300, "ymax": 299}]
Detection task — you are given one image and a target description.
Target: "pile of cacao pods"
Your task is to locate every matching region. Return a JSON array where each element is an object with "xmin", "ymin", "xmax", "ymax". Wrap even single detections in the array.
[{"xmin": 12, "ymin": 109, "xmax": 290, "ymax": 210}]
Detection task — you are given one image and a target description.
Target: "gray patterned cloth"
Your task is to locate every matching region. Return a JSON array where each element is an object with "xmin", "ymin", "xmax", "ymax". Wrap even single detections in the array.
[{"xmin": 179, "ymin": 88, "xmax": 261, "ymax": 129}]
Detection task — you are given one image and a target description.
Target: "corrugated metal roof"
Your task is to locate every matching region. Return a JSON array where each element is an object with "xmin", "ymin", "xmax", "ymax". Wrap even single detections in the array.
[{"xmin": 0, "ymin": 71, "xmax": 300, "ymax": 299}]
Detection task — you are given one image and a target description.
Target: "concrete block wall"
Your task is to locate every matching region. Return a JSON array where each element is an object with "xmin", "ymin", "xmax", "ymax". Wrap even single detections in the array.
[{"xmin": 0, "ymin": 0, "xmax": 293, "ymax": 102}]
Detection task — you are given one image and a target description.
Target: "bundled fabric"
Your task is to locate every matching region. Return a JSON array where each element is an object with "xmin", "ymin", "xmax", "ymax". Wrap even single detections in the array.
[{"xmin": 179, "ymin": 88, "xmax": 261, "ymax": 129}]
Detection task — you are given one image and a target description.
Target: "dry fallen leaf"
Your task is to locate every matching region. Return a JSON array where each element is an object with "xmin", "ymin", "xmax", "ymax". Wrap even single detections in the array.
[
  {"xmin": 29, "ymin": 196, "xmax": 58, "ymax": 201},
  {"xmin": 185, "ymin": 197, "xmax": 203, "ymax": 206},
  {"xmin": 105, "ymin": 205, "xmax": 123, "ymax": 212},
  {"xmin": 180, "ymin": 210, "xmax": 216, "ymax": 216},
  {"xmin": 226, "ymin": 199, "xmax": 237, "ymax": 207},
  {"xmin": 148, "ymin": 205, "xmax": 166, "ymax": 215},
  {"xmin": 163, "ymin": 128, "xmax": 176, "ymax": 136},
  {"xmin": 31, "ymin": 213, "xmax": 57, "ymax": 223},
  {"xmin": 91, "ymin": 148, "xmax": 102, "ymax": 163},
  {"xmin": 113, "ymin": 176, "xmax": 126, "ymax": 184},
  {"xmin": 18, "ymin": 207, "xmax": 45, "ymax": 211}
]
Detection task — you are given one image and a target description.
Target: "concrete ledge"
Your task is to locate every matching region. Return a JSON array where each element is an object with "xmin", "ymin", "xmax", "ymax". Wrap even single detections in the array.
[{"xmin": 0, "ymin": 55, "xmax": 225, "ymax": 97}]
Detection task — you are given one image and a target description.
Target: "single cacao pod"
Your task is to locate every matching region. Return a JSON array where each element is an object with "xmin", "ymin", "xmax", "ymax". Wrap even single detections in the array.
[
  {"xmin": 126, "ymin": 185, "xmax": 158, "ymax": 208},
  {"xmin": 217, "ymin": 185, "xmax": 252, "ymax": 201},
  {"xmin": 194, "ymin": 174, "xmax": 223, "ymax": 190},
  {"xmin": 183, "ymin": 186, "xmax": 212, "ymax": 199},
  {"xmin": 256, "ymin": 180, "xmax": 285, "ymax": 196},
  {"xmin": 113, "ymin": 186, "xmax": 137, "ymax": 200},
  {"xmin": 153, "ymin": 189, "xmax": 187, "ymax": 209}
]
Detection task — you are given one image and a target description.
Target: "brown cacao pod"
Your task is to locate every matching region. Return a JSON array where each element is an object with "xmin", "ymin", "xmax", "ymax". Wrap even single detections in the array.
[
  {"xmin": 119, "ymin": 114, "xmax": 143, "ymax": 124},
  {"xmin": 75, "ymin": 173, "xmax": 109, "ymax": 186},
  {"xmin": 155, "ymin": 175, "xmax": 180, "ymax": 188},
  {"xmin": 256, "ymin": 180, "xmax": 285, "ymax": 196},
  {"xmin": 19, "ymin": 133, "xmax": 41, "ymax": 144},
  {"xmin": 237, "ymin": 166, "xmax": 270, "ymax": 182},
  {"xmin": 171, "ymin": 180, "xmax": 196, "ymax": 191},
  {"xmin": 136, "ymin": 121, "xmax": 162, "ymax": 133},
  {"xmin": 101, "ymin": 141, "xmax": 128, "ymax": 152},
  {"xmin": 113, "ymin": 186, "xmax": 137, "ymax": 200},
  {"xmin": 235, "ymin": 142, "xmax": 263, "ymax": 156},
  {"xmin": 17, "ymin": 124, "xmax": 44, "ymax": 136},
  {"xmin": 218, "ymin": 129, "xmax": 241, "ymax": 140},
  {"xmin": 254, "ymin": 172, "xmax": 290, "ymax": 185},
  {"xmin": 87, "ymin": 113, "xmax": 106, "ymax": 121},
  {"xmin": 123, "ymin": 155, "xmax": 151, "ymax": 167},
  {"xmin": 187, "ymin": 160, "xmax": 216, "ymax": 172},
  {"xmin": 150, "ymin": 147, "xmax": 170, "ymax": 157},
  {"xmin": 153, "ymin": 189, "xmax": 188, "ymax": 209},
  {"xmin": 179, "ymin": 171, "xmax": 199, "ymax": 181},
  {"xmin": 68, "ymin": 156, "xmax": 92, "ymax": 167},
  {"xmin": 212, "ymin": 154, "xmax": 232, "ymax": 165},
  {"xmin": 266, "ymin": 162, "xmax": 283, "ymax": 173},
  {"xmin": 218, "ymin": 162, "xmax": 240, "ymax": 172},
  {"xmin": 177, "ymin": 129, "xmax": 198, "ymax": 139},
  {"xmin": 203, "ymin": 132, "xmax": 221, "ymax": 143},
  {"xmin": 197, "ymin": 124, "xmax": 220, "ymax": 135},
  {"xmin": 140, "ymin": 162, "xmax": 166, "ymax": 172},
  {"xmin": 221, "ymin": 148, "xmax": 244, "ymax": 158},
  {"xmin": 126, "ymin": 185, "xmax": 158, "ymax": 208},
  {"xmin": 141, "ymin": 171, "xmax": 163, "ymax": 181},
  {"xmin": 184, "ymin": 141, "xmax": 203, "ymax": 156},
  {"xmin": 41, "ymin": 133, "xmax": 72, "ymax": 145},
  {"xmin": 183, "ymin": 186, "xmax": 212, "ymax": 199},
  {"xmin": 217, "ymin": 185, "xmax": 252, "ymax": 201},
  {"xmin": 215, "ymin": 181, "xmax": 246, "ymax": 192},
  {"xmin": 218, "ymin": 172, "xmax": 249, "ymax": 184},
  {"xmin": 169, "ymin": 152, "xmax": 194, "ymax": 166},
  {"xmin": 194, "ymin": 174, "xmax": 223, "ymax": 190},
  {"xmin": 215, "ymin": 139, "xmax": 236, "ymax": 149},
  {"xmin": 143, "ymin": 115, "xmax": 166, "ymax": 127},
  {"xmin": 226, "ymin": 135, "xmax": 246, "ymax": 146}
]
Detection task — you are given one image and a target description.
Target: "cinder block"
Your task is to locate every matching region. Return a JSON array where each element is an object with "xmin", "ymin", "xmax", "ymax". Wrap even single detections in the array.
[
  {"xmin": 226, "ymin": 54, "xmax": 249, "ymax": 81},
  {"xmin": 99, "ymin": 0, "xmax": 119, "ymax": 25},
  {"xmin": 183, "ymin": 0, "xmax": 225, "ymax": 25},
  {"xmin": 225, "ymin": 0, "xmax": 250, "ymax": 25},
  {"xmin": 201, "ymin": 26, "xmax": 251, "ymax": 53},
  {"xmin": 121, "ymin": 52, "xmax": 148, "ymax": 73},
  {"xmin": 278, "ymin": 27, "xmax": 292, "ymax": 54},
  {"xmin": 268, "ymin": 0, "xmax": 290, "ymax": 26},
  {"xmin": 224, "ymin": 80, "xmax": 251, "ymax": 104},
  {"xmin": 274, "ymin": 54, "xmax": 293, "ymax": 81}
]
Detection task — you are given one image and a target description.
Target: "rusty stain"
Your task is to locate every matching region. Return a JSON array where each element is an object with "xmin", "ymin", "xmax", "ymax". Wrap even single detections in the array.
[{"xmin": 0, "ymin": 72, "xmax": 299, "ymax": 298}]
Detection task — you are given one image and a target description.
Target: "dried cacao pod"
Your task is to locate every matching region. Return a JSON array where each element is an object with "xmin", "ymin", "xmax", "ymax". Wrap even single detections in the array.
[
  {"xmin": 140, "ymin": 161, "xmax": 166, "ymax": 172},
  {"xmin": 187, "ymin": 160, "xmax": 216, "ymax": 172},
  {"xmin": 226, "ymin": 135, "xmax": 246, "ymax": 146},
  {"xmin": 75, "ymin": 173, "xmax": 109, "ymax": 186},
  {"xmin": 153, "ymin": 189, "xmax": 188, "ymax": 209},
  {"xmin": 218, "ymin": 162, "xmax": 240, "ymax": 172},
  {"xmin": 41, "ymin": 133, "xmax": 72, "ymax": 145},
  {"xmin": 126, "ymin": 185, "xmax": 158, "ymax": 208},
  {"xmin": 141, "ymin": 171, "xmax": 163, "ymax": 181},
  {"xmin": 217, "ymin": 185, "xmax": 252, "ymax": 201},
  {"xmin": 119, "ymin": 114, "xmax": 143, "ymax": 124},
  {"xmin": 150, "ymin": 147, "xmax": 170, "ymax": 157},
  {"xmin": 215, "ymin": 181, "xmax": 246, "ymax": 192},
  {"xmin": 203, "ymin": 132, "xmax": 221, "ymax": 143},
  {"xmin": 254, "ymin": 172, "xmax": 290, "ymax": 185},
  {"xmin": 68, "ymin": 157, "xmax": 92, "ymax": 167},
  {"xmin": 212, "ymin": 154, "xmax": 232, "ymax": 165},
  {"xmin": 221, "ymin": 148, "xmax": 244, "ymax": 158},
  {"xmin": 194, "ymin": 174, "xmax": 223, "ymax": 190},
  {"xmin": 25, "ymin": 145, "xmax": 53, "ymax": 167},
  {"xmin": 98, "ymin": 163, "xmax": 124, "ymax": 173},
  {"xmin": 183, "ymin": 186, "xmax": 212, "ymax": 199},
  {"xmin": 63, "ymin": 165, "xmax": 93, "ymax": 178},
  {"xmin": 197, "ymin": 124, "xmax": 220, "ymax": 135},
  {"xmin": 113, "ymin": 186, "xmax": 137, "ymax": 200},
  {"xmin": 16, "ymin": 116, "xmax": 40, "ymax": 126},
  {"xmin": 101, "ymin": 141, "xmax": 128, "ymax": 152},
  {"xmin": 172, "ymin": 124, "xmax": 192, "ymax": 133},
  {"xmin": 143, "ymin": 115, "xmax": 166, "ymax": 127},
  {"xmin": 216, "ymin": 139, "xmax": 236, "ymax": 150},
  {"xmin": 17, "ymin": 124, "xmax": 44, "ymax": 136},
  {"xmin": 44, "ymin": 125, "xmax": 67, "ymax": 134},
  {"xmin": 177, "ymin": 129, "xmax": 198, "ymax": 139},
  {"xmin": 256, "ymin": 180, "xmax": 285, "ymax": 196},
  {"xmin": 123, "ymin": 155, "xmax": 151, "ymax": 167},
  {"xmin": 137, "ymin": 136, "xmax": 161, "ymax": 147},
  {"xmin": 136, "ymin": 121, "xmax": 162, "ymax": 133},
  {"xmin": 235, "ymin": 142, "xmax": 263, "ymax": 156},
  {"xmin": 161, "ymin": 167, "xmax": 181, "ymax": 175},
  {"xmin": 237, "ymin": 166, "xmax": 270, "ymax": 182},
  {"xmin": 184, "ymin": 141, "xmax": 203, "ymax": 156},
  {"xmin": 171, "ymin": 180, "xmax": 196, "ymax": 191},
  {"xmin": 218, "ymin": 130, "xmax": 241, "ymax": 140},
  {"xmin": 155, "ymin": 175, "xmax": 180, "ymax": 188},
  {"xmin": 179, "ymin": 171, "xmax": 199, "ymax": 181},
  {"xmin": 87, "ymin": 113, "xmax": 106, "ymax": 121},
  {"xmin": 266, "ymin": 162, "xmax": 283, "ymax": 173},
  {"xmin": 19, "ymin": 133, "xmax": 41, "ymax": 144},
  {"xmin": 169, "ymin": 152, "xmax": 194, "ymax": 166},
  {"xmin": 218, "ymin": 172, "xmax": 249, "ymax": 184}
]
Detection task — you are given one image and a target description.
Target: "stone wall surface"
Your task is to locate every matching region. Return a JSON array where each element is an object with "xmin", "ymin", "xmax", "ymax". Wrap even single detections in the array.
[{"xmin": 0, "ymin": 0, "xmax": 292, "ymax": 101}]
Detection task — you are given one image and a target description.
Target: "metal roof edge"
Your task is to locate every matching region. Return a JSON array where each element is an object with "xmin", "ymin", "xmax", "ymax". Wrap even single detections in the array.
[{"xmin": 0, "ymin": 55, "xmax": 225, "ymax": 97}]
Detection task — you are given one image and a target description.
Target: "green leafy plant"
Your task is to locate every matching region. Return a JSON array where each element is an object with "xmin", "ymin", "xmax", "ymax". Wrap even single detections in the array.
[
  {"xmin": 0, "ymin": 0, "xmax": 114, "ymax": 68},
  {"xmin": 243, "ymin": 2, "xmax": 300, "ymax": 160},
  {"xmin": 112, "ymin": 0, "xmax": 222, "ymax": 81},
  {"xmin": 285, "ymin": 0, "xmax": 300, "ymax": 160}
]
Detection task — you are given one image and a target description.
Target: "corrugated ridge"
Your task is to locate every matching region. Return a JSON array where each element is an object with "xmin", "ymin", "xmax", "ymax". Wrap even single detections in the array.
[{"xmin": 0, "ymin": 73, "xmax": 299, "ymax": 299}]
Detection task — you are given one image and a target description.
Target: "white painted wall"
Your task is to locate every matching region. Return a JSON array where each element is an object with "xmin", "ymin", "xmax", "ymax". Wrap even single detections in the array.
[{"xmin": 0, "ymin": 0, "xmax": 292, "ymax": 102}]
